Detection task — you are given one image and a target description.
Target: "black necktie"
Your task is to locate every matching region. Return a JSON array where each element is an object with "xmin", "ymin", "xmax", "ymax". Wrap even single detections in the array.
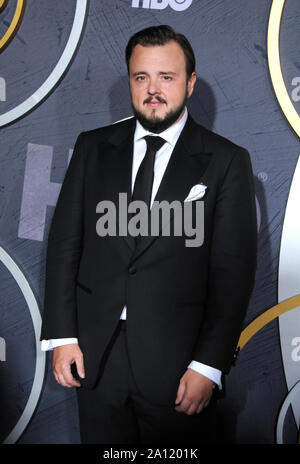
[{"xmin": 132, "ymin": 135, "xmax": 166, "ymax": 208}]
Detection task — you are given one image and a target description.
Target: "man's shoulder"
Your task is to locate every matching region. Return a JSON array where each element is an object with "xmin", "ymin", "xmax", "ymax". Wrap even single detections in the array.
[
  {"xmin": 189, "ymin": 117, "xmax": 247, "ymax": 157},
  {"xmin": 80, "ymin": 116, "xmax": 135, "ymax": 145}
]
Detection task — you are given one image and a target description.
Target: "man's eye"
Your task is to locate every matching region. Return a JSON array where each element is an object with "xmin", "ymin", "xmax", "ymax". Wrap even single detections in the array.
[
  {"xmin": 162, "ymin": 76, "xmax": 172, "ymax": 81},
  {"xmin": 136, "ymin": 75, "xmax": 146, "ymax": 81}
]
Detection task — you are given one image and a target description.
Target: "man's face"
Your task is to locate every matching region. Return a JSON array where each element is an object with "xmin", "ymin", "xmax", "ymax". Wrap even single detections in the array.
[{"xmin": 129, "ymin": 41, "xmax": 196, "ymax": 133}]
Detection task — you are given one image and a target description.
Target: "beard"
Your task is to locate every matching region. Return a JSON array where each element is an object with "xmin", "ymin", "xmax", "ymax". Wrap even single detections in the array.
[{"xmin": 132, "ymin": 90, "xmax": 188, "ymax": 134}]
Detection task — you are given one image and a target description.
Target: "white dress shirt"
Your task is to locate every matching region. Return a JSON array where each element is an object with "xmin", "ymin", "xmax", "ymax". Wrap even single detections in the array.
[{"xmin": 41, "ymin": 108, "xmax": 222, "ymax": 389}]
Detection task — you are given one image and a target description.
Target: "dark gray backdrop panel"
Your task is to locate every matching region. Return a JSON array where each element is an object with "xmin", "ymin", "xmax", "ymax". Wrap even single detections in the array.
[{"xmin": 0, "ymin": 0, "xmax": 299, "ymax": 444}]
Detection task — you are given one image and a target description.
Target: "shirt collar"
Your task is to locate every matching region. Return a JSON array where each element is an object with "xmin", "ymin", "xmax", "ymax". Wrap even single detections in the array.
[{"xmin": 134, "ymin": 107, "xmax": 188, "ymax": 147}]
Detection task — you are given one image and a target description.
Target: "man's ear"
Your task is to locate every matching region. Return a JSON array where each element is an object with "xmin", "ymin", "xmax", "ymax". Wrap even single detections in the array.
[{"xmin": 187, "ymin": 72, "xmax": 197, "ymax": 98}]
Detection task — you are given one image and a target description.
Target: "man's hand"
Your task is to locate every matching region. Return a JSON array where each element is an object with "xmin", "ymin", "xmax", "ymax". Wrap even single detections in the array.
[
  {"xmin": 175, "ymin": 369, "xmax": 214, "ymax": 415},
  {"xmin": 52, "ymin": 344, "xmax": 85, "ymax": 388}
]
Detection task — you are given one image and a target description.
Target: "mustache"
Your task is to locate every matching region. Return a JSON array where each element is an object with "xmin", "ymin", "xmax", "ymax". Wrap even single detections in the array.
[{"xmin": 143, "ymin": 96, "xmax": 167, "ymax": 104}]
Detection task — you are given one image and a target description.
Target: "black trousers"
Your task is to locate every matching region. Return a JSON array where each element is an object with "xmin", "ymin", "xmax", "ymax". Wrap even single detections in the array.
[{"xmin": 76, "ymin": 321, "xmax": 219, "ymax": 444}]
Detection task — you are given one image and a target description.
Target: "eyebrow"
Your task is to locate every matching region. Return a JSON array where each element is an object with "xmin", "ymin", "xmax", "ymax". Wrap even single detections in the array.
[
  {"xmin": 159, "ymin": 71, "xmax": 177, "ymax": 76},
  {"xmin": 131, "ymin": 71, "xmax": 178, "ymax": 77}
]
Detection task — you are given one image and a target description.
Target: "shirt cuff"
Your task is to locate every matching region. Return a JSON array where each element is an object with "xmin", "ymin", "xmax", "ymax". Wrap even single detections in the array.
[
  {"xmin": 41, "ymin": 338, "xmax": 78, "ymax": 351},
  {"xmin": 188, "ymin": 360, "xmax": 222, "ymax": 389}
]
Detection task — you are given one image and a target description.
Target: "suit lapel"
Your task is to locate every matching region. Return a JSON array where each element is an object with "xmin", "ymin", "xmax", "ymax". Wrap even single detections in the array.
[
  {"xmin": 99, "ymin": 118, "xmax": 136, "ymax": 253},
  {"xmin": 130, "ymin": 116, "xmax": 212, "ymax": 262}
]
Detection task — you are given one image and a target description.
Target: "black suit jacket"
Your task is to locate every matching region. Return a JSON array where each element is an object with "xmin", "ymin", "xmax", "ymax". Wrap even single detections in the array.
[{"xmin": 41, "ymin": 115, "xmax": 257, "ymax": 405}]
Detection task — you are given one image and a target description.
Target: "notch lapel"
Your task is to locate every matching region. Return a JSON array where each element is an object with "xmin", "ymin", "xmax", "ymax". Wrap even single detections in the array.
[
  {"xmin": 98, "ymin": 118, "xmax": 136, "ymax": 254},
  {"xmin": 130, "ymin": 116, "xmax": 212, "ymax": 263}
]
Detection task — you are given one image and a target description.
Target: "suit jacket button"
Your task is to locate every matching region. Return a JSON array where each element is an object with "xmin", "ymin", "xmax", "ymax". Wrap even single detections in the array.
[{"xmin": 128, "ymin": 266, "xmax": 137, "ymax": 275}]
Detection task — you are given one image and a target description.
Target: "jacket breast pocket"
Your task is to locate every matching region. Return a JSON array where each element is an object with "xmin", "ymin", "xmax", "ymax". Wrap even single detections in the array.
[
  {"xmin": 76, "ymin": 280, "xmax": 92, "ymax": 294},
  {"xmin": 173, "ymin": 301, "xmax": 204, "ymax": 319}
]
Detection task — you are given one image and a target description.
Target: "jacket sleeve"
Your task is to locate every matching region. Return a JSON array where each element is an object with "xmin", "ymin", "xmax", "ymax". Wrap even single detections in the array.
[
  {"xmin": 40, "ymin": 132, "xmax": 86, "ymax": 340},
  {"xmin": 193, "ymin": 147, "xmax": 257, "ymax": 373}
]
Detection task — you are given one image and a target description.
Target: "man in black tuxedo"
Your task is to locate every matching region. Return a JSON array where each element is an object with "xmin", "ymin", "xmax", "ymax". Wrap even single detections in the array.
[{"xmin": 41, "ymin": 25, "xmax": 257, "ymax": 444}]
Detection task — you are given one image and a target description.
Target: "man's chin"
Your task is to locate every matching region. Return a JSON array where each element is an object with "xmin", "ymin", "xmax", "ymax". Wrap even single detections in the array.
[
  {"xmin": 133, "ymin": 106, "xmax": 184, "ymax": 134},
  {"xmin": 143, "ymin": 106, "xmax": 168, "ymax": 121}
]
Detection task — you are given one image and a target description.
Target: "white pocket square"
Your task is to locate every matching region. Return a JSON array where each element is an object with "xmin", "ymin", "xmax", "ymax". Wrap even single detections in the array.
[{"xmin": 184, "ymin": 183, "xmax": 207, "ymax": 202}]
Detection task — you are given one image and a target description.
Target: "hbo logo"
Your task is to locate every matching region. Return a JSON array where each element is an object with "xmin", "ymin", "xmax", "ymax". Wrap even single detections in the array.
[
  {"xmin": 0, "ymin": 337, "xmax": 5, "ymax": 361},
  {"xmin": 0, "ymin": 77, "xmax": 6, "ymax": 102},
  {"xmin": 132, "ymin": 0, "xmax": 193, "ymax": 12}
]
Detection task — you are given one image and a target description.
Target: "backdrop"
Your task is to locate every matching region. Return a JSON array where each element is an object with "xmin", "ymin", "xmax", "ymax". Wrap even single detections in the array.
[{"xmin": 0, "ymin": 0, "xmax": 299, "ymax": 445}]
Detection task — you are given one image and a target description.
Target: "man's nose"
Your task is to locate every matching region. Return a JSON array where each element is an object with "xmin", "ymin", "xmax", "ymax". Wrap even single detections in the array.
[{"xmin": 147, "ymin": 77, "xmax": 161, "ymax": 95}]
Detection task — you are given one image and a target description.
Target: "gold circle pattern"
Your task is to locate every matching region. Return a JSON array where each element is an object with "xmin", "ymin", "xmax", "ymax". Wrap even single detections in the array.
[
  {"xmin": 0, "ymin": 0, "xmax": 26, "ymax": 52},
  {"xmin": 238, "ymin": 294, "xmax": 300, "ymax": 350},
  {"xmin": 267, "ymin": 0, "xmax": 300, "ymax": 138}
]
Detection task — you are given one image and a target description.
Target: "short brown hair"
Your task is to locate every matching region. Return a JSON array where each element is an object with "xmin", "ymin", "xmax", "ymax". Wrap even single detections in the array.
[{"xmin": 125, "ymin": 25, "xmax": 196, "ymax": 78}]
